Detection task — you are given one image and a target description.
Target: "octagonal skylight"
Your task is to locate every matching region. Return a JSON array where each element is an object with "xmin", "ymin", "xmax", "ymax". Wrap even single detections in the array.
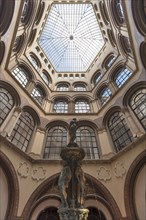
[{"xmin": 39, "ymin": 3, "xmax": 105, "ymax": 72}]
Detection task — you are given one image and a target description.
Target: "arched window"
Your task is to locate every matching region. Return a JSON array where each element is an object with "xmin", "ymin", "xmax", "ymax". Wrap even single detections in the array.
[
  {"xmin": 40, "ymin": 72, "xmax": 49, "ymax": 85},
  {"xmin": 0, "ymin": 88, "xmax": 14, "ymax": 125},
  {"xmin": 115, "ymin": 0, "xmax": 125, "ymax": 23},
  {"xmin": 57, "ymin": 84, "xmax": 69, "ymax": 91},
  {"xmin": 114, "ymin": 67, "xmax": 132, "ymax": 88},
  {"xmin": 74, "ymin": 84, "xmax": 86, "ymax": 91},
  {"xmin": 31, "ymin": 85, "xmax": 45, "ymax": 105},
  {"xmin": 20, "ymin": 0, "xmax": 32, "ymax": 25},
  {"xmin": 94, "ymin": 72, "xmax": 102, "ymax": 85},
  {"xmin": 75, "ymin": 100, "xmax": 90, "ymax": 113},
  {"xmin": 28, "ymin": 54, "xmax": 39, "ymax": 70},
  {"xmin": 11, "ymin": 66, "xmax": 30, "ymax": 87},
  {"xmin": 130, "ymin": 88, "xmax": 146, "ymax": 130},
  {"xmin": 44, "ymin": 126, "xmax": 67, "ymax": 159},
  {"xmin": 108, "ymin": 111, "xmax": 133, "ymax": 151},
  {"xmin": 10, "ymin": 111, "xmax": 35, "ymax": 152},
  {"xmin": 53, "ymin": 100, "xmax": 68, "ymax": 113},
  {"xmin": 105, "ymin": 55, "xmax": 116, "ymax": 69},
  {"xmin": 76, "ymin": 126, "xmax": 99, "ymax": 159},
  {"xmin": 99, "ymin": 87, "xmax": 112, "ymax": 105}
]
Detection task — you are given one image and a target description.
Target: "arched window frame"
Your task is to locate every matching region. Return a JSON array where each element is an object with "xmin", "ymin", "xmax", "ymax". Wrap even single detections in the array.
[
  {"xmin": 104, "ymin": 54, "xmax": 116, "ymax": 70},
  {"xmin": 0, "ymin": 87, "xmax": 14, "ymax": 126},
  {"xmin": 93, "ymin": 72, "xmax": 102, "ymax": 85},
  {"xmin": 113, "ymin": 67, "xmax": 133, "ymax": 88},
  {"xmin": 56, "ymin": 84, "xmax": 69, "ymax": 91},
  {"xmin": 11, "ymin": 66, "xmax": 31, "ymax": 87},
  {"xmin": 129, "ymin": 88, "xmax": 146, "ymax": 130},
  {"xmin": 31, "ymin": 85, "xmax": 46, "ymax": 105},
  {"xmin": 43, "ymin": 126, "xmax": 67, "ymax": 159},
  {"xmin": 53, "ymin": 99, "xmax": 68, "ymax": 113},
  {"xmin": 75, "ymin": 99, "xmax": 91, "ymax": 113},
  {"xmin": 40, "ymin": 71, "xmax": 49, "ymax": 85},
  {"xmin": 98, "ymin": 86, "xmax": 112, "ymax": 105},
  {"xmin": 76, "ymin": 126, "xmax": 99, "ymax": 159},
  {"xmin": 74, "ymin": 84, "xmax": 86, "ymax": 91},
  {"xmin": 10, "ymin": 110, "xmax": 36, "ymax": 152},
  {"xmin": 107, "ymin": 111, "xmax": 133, "ymax": 151},
  {"xmin": 28, "ymin": 54, "xmax": 40, "ymax": 71}
]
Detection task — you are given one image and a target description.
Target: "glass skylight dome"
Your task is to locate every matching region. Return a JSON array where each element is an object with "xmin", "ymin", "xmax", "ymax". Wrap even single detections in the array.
[{"xmin": 39, "ymin": 3, "xmax": 105, "ymax": 73}]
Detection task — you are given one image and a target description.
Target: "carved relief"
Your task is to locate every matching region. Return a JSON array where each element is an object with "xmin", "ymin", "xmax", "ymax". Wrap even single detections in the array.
[
  {"xmin": 32, "ymin": 167, "xmax": 46, "ymax": 181},
  {"xmin": 96, "ymin": 167, "xmax": 111, "ymax": 182},
  {"xmin": 114, "ymin": 162, "xmax": 126, "ymax": 178},
  {"xmin": 17, "ymin": 162, "xmax": 29, "ymax": 178}
]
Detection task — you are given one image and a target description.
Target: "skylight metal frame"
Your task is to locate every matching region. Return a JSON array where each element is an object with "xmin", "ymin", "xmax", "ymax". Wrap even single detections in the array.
[{"xmin": 38, "ymin": 2, "xmax": 105, "ymax": 73}]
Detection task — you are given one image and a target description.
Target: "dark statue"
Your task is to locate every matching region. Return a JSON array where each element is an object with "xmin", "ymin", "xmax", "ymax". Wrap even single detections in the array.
[
  {"xmin": 75, "ymin": 165, "xmax": 85, "ymax": 208},
  {"xmin": 58, "ymin": 164, "xmax": 71, "ymax": 207},
  {"xmin": 68, "ymin": 118, "xmax": 78, "ymax": 147}
]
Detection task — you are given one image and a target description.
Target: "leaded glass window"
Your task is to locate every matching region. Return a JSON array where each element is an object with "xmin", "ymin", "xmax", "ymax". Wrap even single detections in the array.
[
  {"xmin": 10, "ymin": 111, "xmax": 35, "ymax": 152},
  {"xmin": 114, "ymin": 67, "xmax": 132, "ymax": 88},
  {"xmin": 57, "ymin": 84, "xmax": 69, "ymax": 91},
  {"xmin": 31, "ymin": 86, "xmax": 45, "ymax": 105},
  {"xmin": 40, "ymin": 72, "xmax": 49, "ymax": 85},
  {"xmin": 28, "ymin": 55, "xmax": 39, "ymax": 70},
  {"xmin": 0, "ymin": 88, "xmax": 14, "ymax": 125},
  {"xmin": 53, "ymin": 100, "xmax": 68, "ymax": 113},
  {"xmin": 21, "ymin": 0, "xmax": 29, "ymax": 23},
  {"xmin": 75, "ymin": 100, "xmax": 90, "ymax": 113},
  {"xmin": 94, "ymin": 72, "xmax": 102, "ymax": 85},
  {"xmin": 130, "ymin": 88, "xmax": 146, "ymax": 130},
  {"xmin": 44, "ymin": 126, "xmax": 67, "ymax": 159},
  {"xmin": 99, "ymin": 87, "xmax": 112, "ymax": 105},
  {"xmin": 108, "ymin": 111, "xmax": 133, "ymax": 151},
  {"xmin": 116, "ymin": 0, "xmax": 125, "ymax": 22},
  {"xmin": 106, "ymin": 55, "xmax": 116, "ymax": 69},
  {"xmin": 74, "ymin": 84, "xmax": 86, "ymax": 91},
  {"xmin": 76, "ymin": 126, "xmax": 99, "ymax": 159},
  {"xmin": 12, "ymin": 67, "xmax": 29, "ymax": 87}
]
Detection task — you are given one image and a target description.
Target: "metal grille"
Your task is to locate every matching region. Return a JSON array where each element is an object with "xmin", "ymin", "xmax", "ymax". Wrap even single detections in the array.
[
  {"xmin": 12, "ymin": 67, "xmax": 29, "ymax": 87},
  {"xmin": 76, "ymin": 126, "xmax": 99, "ymax": 159},
  {"xmin": 10, "ymin": 111, "xmax": 35, "ymax": 152},
  {"xmin": 75, "ymin": 100, "xmax": 90, "ymax": 113},
  {"xmin": 39, "ymin": 3, "xmax": 104, "ymax": 72},
  {"xmin": 44, "ymin": 126, "xmax": 67, "ymax": 159},
  {"xmin": 108, "ymin": 111, "xmax": 133, "ymax": 151},
  {"xmin": 0, "ymin": 88, "xmax": 14, "ymax": 125},
  {"xmin": 115, "ymin": 67, "xmax": 132, "ymax": 88},
  {"xmin": 130, "ymin": 88, "xmax": 146, "ymax": 130}
]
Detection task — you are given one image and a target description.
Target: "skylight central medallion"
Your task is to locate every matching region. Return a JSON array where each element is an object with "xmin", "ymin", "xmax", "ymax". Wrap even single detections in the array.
[{"xmin": 39, "ymin": 3, "xmax": 105, "ymax": 73}]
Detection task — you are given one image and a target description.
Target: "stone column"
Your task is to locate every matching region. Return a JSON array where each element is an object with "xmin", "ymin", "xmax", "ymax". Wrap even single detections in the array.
[
  {"xmin": 109, "ymin": 80, "xmax": 118, "ymax": 94},
  {"xmin": 122, "ymin": 107, "xmax": 144, "ymax": 138},
  {"xmin": 29, "ymin": 127, "xmax": 45, "ymax": 159},
  {"xmin": 98, "ymin": 128, "xmax": 115, "ymax": 159},
  {"xmin": 1, "ymin": 107, "xmax": 22, "ymax": 137}
]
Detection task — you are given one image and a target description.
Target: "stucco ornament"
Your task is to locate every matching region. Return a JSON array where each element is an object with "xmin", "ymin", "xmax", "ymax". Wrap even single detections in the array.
[
  {"xmin": 32, "ymin": 167, "xmax": 46, "ymax": 181},
  {"xmin": 114, "ymin": 162, "xmax": 126, "ymax": 178},
  {"xmin": 17, "ymin": 162, "xmax": 29, "ymax": 178},
  {"xmin": 97, "ymin": 167, "xmax": 111, "ymax": 182}
]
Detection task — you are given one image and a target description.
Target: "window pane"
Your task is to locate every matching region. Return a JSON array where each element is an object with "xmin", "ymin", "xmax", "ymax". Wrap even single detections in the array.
[
  {"xmin": 10, "ymin": 111, "xmax": 35, "ymax": 152},
  {"xmin": 76, "ymin": 126, "xmax": 99, "ymax": 159},
  {"xmin": 100, "ymin": 87, "xmax": 112, "ymax": 105},
  {"xmin": 108, "ymin": 111, "xmax": 133, "ymax": 151},
  {"xmin": 54, "ymin": 100, "xmax": 68, "ymax": 113},
  {"xmin": 12, "ymin": 67, "xmax": 29, "ymax": 87},
  {"xmin": 31, "ymin": 86, "xmax": 45, "ymax": 105},
  {"xmin": 130, "ymin": 88, "xmax": 146, "ymax": 130},
  {"xmin": 115, "ymin": 67, "xmax": 132, "ymax": 88},
  {"xmin": 0, "ymin": 88, "xmax": 14, "ymax": 125},
  {"xmin": 44, "ymin": 126, "xmax": 67, "ymax": 159},
  {"xmin": 75, "ymin": 100, "xmax": 90, "ymax": 113}
]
